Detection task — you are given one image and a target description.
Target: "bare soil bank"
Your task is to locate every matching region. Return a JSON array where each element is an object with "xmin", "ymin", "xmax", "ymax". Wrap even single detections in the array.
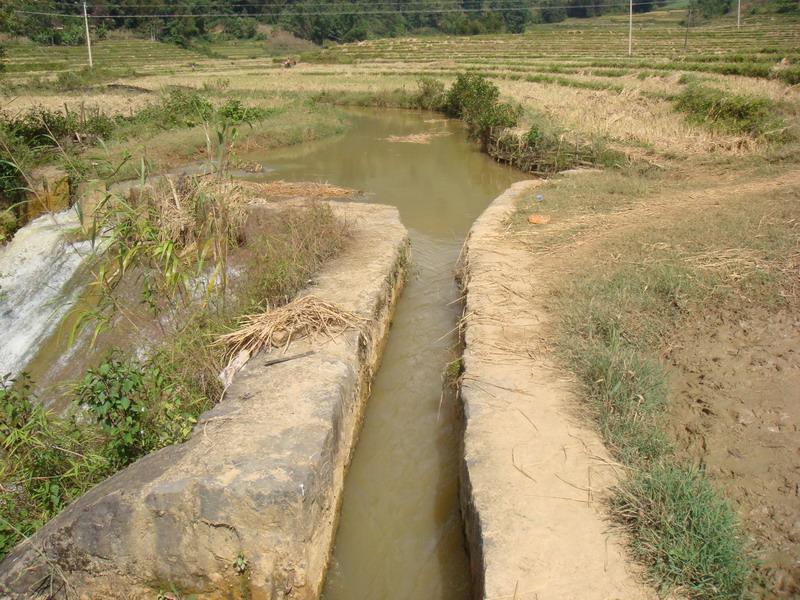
[{"xmin": 0, "ymin": 200, "xmax": 409, "ymax": 599}]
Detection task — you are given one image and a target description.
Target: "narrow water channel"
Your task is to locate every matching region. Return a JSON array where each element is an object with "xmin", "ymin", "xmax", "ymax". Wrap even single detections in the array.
[{"xmin": 250, "ymin": 110, "xmax": 523, "ymax": 599}]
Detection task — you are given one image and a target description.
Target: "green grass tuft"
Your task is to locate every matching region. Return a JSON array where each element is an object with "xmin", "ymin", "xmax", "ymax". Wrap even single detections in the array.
[
  {"xmin": 549, "ymin": 209, "xmax": 769, "ymax": 598},
  {"xmin": 613, "ymin": 463, "xmax": 753, "ymax": 599}
]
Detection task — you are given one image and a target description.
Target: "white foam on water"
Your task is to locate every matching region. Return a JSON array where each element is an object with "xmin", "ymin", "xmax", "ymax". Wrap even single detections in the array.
[{"xmin": 0, "ymin": 210, "xmax": 93, "ymax": 379}]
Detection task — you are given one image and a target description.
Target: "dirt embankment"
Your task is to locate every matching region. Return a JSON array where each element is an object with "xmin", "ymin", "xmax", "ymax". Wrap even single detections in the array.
[
  {"xmin": 489, "ymin": 169, "xmax": 800, "ymax": 598},
  {"xmin": 0, "ymin": 201, "xmax": 409, "ymax": 599},
  {"xmin": 457, "ymin": 181, "xmax": 655, "ymax": 600}
]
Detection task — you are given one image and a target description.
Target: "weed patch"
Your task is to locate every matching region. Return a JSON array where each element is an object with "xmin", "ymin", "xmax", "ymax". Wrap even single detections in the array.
[
  {"xmin": 613, "ymin": 463, "xmax": 752, "ymax": 599},
  {"xmin": 675, "ymin": 84, "xmax": 788, "ymax": 140}
]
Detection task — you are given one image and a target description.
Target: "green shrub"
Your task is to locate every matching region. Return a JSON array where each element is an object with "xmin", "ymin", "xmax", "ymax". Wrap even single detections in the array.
[
  {"xmin": 4, "ymin": 106, "xmax": 117, "ymax": 148},
  {"xmin": 0, "ymin": 128, "xmax": 32, "ymax": 235},
  {"xmin": 776, "ymin": 65, "xmax": 800, "ymax": 85},
  {"xmin": 217, "ymin": 99, "xmax": 266, "ymax": 125},
  {"xmin": 0, "ymin": 353, "xmax": 202, "ymax": 558},
  {"xmin": 444, "ymin": 73, "xmax": 520, "ymax": 146},
  {"xmin": 0, "ymin": 208, "xmax": 17, "ymax": 243},
  {"xmin": 135, "ymin": 89, "xmax": 215, "ymax": 129},
  {"xmin": 0, "ymin": 375, "xmax": 111, "ymax": 558},
  {"xmin": 76, "ymin": 355, "xmax": 198, "ymax": 466},
  {"xmin": 443, "ymin": 72, "xmax": 500, "ymax": 118},
  {"xmin": 675, "ymin": 84, "xmax": 786, "ymax": 140}
]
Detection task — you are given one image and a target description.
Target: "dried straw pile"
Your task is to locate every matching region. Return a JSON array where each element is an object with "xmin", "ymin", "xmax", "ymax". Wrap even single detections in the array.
[
  {"xmin": 244, "ymin": 180, "xmax": 356, "ymax": 201},
  {"xmin": 136, "ymin": 175, "xmax": 249, "ymax": 248},
  {"xmin": 215, "ymin": 295, "xmax": 364, "ymax": 360}
]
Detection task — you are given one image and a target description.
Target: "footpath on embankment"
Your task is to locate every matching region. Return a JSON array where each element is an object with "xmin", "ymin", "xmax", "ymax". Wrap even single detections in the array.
[
  {"xmin": 0, "ymin": 201, "xmax": 409, "ymax": 600},
  {"xmin": 457, "ymin": 181, "xmax": 656, "ymax": 600}
]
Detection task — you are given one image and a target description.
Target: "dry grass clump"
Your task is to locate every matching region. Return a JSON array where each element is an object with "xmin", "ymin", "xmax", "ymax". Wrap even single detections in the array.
[
  {"xmin": 215, "ymin": 295, "xmax": 364, "ymax": 359},
  {"xmin": 0, "ymin": 93, "xmax": 156, "ymax": 116},
  {"xmin": 139, "ymin": 175, "xmax": 249, "ymax": 249},
  {"xmin": 245, "ymin": 180, "xmax": 356, "ymax": 200}
]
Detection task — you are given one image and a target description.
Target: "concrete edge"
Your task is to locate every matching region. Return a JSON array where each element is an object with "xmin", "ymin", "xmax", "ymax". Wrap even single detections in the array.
[
  {"xmin": 457, "ymin": 180, "xmax": 539, "ymax": 599},
  {"xmin": 456, "ymin": 181, "xmax": 655, "ymax": 600},
  {"xmin": 0, "ymin": 200, "xmax": 410, "ymax": 600}
]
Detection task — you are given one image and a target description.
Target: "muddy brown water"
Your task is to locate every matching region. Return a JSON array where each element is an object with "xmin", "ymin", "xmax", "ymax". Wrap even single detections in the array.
[
  {"xmin": 18, "ymin": 108, "xmax": 523, "ymax": 597},
  {"xmin": 243, "ymin": 110, "xmax": 523, "ymax": 599}
]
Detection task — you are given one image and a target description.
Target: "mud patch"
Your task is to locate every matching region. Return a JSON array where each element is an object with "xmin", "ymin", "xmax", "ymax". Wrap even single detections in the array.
[{"xmin": 666, "ymin": 307, "xmax": 800, "ymax": 598}]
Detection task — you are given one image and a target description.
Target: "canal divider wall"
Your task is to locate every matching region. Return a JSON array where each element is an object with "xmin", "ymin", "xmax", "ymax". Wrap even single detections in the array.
[
  {"xmin": 0, "ymin": 201, "xmax": 409, "ymax": 600},
  {"xmin": 457, "ymin": 181, "xmax": 655, "ymax": 599}
]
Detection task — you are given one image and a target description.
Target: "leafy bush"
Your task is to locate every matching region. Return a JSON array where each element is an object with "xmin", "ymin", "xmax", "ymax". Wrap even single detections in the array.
[
  {"xmin": 0, "ymin": 375, "xmax": 111, "ymax": 558},
  {"xmin": 131, "ymin": 90, "xmax": 266, "ymax": 133},
  {"xmin": 0, "ymin": 208, "xmax": 17, "ymax": 243},
  {"xmin": 76, "ymin": 356, "xmax": 198, "ymax": 466},
  {"xmin": 136, "ymin": 89, "xmax": 215, "ymax": 129},
  {"xmin": 217, "ymin": 99, "xmax": 266, "ymax": 125},
  {"xmin": 4, "ymin": 106, "xmax": 117, "ymax": 148},
  {"xmin": 222, "ymin": 16, "xmax": 258, "ymax": 39},
  {"xmin": 776, "ymin": 65, "xmax": 800, "ymax": 85},
  {"xmin": 697, "ymin": 0, "xmax": 732, "ymax": 18},
  {"xmin": 0, "ymin": 127, "xmax": 33, "ymax": 236},
  {"xmin": 443, "ymin": 73, "xmax": 520, "ymax": 146},
  {"xmin": 675, "ymin": 84, "xmax": 786, "ymax": 140},
  {"xmin": 443, "ymin": 72, "xmax": 499, "ymax": 119},
  {"xmin": 0, "ymin": 353, "xmax": 202, "ymax": 558}
]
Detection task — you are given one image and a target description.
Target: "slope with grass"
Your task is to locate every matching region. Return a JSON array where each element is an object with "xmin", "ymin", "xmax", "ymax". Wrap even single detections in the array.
[{"xmin": 509, "ymin": 167, "xmax": 800, "ymax": 598}]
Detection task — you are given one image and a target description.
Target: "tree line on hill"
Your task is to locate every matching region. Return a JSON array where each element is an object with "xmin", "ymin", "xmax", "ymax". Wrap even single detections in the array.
[{"xmin": 0, "ymin": 0, "xmax": 797, "ymax": 48}]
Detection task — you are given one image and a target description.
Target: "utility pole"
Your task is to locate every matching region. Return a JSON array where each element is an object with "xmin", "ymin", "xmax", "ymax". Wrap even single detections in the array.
[
  {"xmin": 628, "ymin": 0, "xmax": 633, "ymax": 56},
  {"xmin": 684, "ymin": 3, "xmax": 692, "ymax": 50},
  {"xmin": 83, "ymin": 1, "xmax": 93, "ymax": 68},
  {"xmin": 737, "ymin": 0, "xmax": 741, "ymax": 29}
]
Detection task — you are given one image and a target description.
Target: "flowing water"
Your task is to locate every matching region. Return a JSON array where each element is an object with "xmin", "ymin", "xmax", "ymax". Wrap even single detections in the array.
[
  {"xmin": 0, "ymin": 210, "xmax": 93, "ymax": 380},
  {"xmin": 245, "ymin": 110, "xmax": 522, "ymax": 599},
  {"xmin": 3, "ymin": 108, "xmax": 523, "ymax": 597}
]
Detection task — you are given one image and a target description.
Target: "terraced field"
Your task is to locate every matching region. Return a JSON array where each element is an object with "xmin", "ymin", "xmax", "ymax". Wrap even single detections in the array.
[
  {"xmin": 311, "ymin": 11, "xmax": 800, "ymax": 85},
  {"xmin": 2, "ymin": 37, "xmax": 209, "ymax": 75}
]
